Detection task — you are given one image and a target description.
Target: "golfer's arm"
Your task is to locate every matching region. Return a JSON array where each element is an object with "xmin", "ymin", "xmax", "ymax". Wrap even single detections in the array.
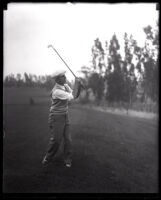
[
  {"xmin": 53, "ymin": 90, "xmax": 73, "ymax": 100},
  {"xmin": 53, "ymin": 82, "xmax": 81, "ymax": 100},
  {"xmin": 64, "ymin": 83, "xmax": 81, "ymax": 100}
]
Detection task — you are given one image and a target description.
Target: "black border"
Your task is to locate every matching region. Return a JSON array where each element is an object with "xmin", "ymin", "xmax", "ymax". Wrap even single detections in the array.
[
  {"xmin": 2, "ymin": 1, "xmax": 160, "ymax": 199},
  {"xmin": 2, "ymin": 193, "xmax": 161, "ymax": 199}
]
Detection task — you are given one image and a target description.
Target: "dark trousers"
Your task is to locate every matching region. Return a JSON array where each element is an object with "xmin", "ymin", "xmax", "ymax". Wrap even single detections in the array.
[{"xmin": 45, "ymin": 114, "xmax": 72, "ymax": 164}]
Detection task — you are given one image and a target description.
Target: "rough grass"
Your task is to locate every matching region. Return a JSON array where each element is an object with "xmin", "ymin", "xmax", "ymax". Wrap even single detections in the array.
[{"xmin": 3, "ymin": 87, "xmax": 158, "ymax": 193}]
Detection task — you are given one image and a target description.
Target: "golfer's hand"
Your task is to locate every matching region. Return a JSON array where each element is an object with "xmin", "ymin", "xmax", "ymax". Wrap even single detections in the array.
[
  {"xmin": 75, "ymin": 78, "xmax": 84, "ymax": 86},
  {"xmin": 75, "ymin": 78, "xmax": 85, "ymax": 89}
]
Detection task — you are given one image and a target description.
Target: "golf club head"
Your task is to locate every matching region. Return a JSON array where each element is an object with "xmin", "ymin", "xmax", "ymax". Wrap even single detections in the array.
[{"xmin": 48, "ymin": 44, "xmax": 53, "ymax": 48}]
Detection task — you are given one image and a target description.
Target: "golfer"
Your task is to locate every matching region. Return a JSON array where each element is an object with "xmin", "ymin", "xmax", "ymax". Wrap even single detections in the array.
[{"xmin": 42, "ymin": 69, "xmax": 82, "ymax": 167}]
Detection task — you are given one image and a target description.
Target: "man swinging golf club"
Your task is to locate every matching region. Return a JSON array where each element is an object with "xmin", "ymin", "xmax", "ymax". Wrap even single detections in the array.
[{"xmin": 42, "ymin": 45, "xmax": 83, "ymax": 167}]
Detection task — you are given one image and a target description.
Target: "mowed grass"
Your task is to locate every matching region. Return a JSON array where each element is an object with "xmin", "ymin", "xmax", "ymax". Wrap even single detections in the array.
[{"xmin": 3, "ymin": 87, "xmax": 158, "ymax": 193}]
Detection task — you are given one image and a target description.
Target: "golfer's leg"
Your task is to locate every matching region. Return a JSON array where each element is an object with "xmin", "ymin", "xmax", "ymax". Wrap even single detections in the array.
[
  {"xmin": 64, "ymin": 124, "xmax": 72, "ymax": 164},
  {"xmin": 45, "ymin": 122, "xmax": 64, "ymax": 161}
]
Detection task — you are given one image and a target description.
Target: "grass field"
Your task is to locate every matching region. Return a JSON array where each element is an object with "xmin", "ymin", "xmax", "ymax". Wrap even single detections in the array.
[{"xmin": 3, "ymin": 87, "xmax": 158, "ymax": 193}]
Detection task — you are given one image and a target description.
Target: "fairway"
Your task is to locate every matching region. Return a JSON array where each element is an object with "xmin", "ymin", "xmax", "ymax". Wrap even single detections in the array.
[{"xmin": 3, "ymin": 88, "xmax": 158, "ymax": 193}]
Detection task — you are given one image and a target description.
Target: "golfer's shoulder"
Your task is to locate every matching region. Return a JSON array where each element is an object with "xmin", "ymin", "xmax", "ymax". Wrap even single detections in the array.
[{"xmin": 52, "ymin": 88, "xmax": 62, "ymax": 96}]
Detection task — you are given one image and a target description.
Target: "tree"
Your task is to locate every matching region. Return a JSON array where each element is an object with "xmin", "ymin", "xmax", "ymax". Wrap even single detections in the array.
[
  {"xmin": 24, "ymin": 72, "xmax": 32, "ymax": 87},
  {"xmin": 16, "ymin": 73, "xmax": 23, "ymax": 87},
  {"xmin": 105, "ymin": 34, "xmax": 124, "ymax": 104},
  {"xmin": 142, "ymin": 23, "xmax": 159, "ymax": 102},
  {"xmin": 132, "ymin": 23, "xmax": 159, "ymax": 103},
  {"xmin": 90, "ymin": 38, "xmax": 105, "ymax": 104},
  {"xmin": 122, "ymin": 33, "xmax": 137, "ymax": 108},
  {"xmin": 88, "ymin": 72, "xmax": 104, "ymax": 105},
  {"xmin": 91, "ymin": 38, "xmax": 105, "ymax": 74},
  {"xmin": 4, "ymin": 74, "xmax": 17, "ymax": 87}
]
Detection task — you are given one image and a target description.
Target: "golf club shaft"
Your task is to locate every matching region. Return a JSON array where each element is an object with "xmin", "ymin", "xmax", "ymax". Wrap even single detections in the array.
[{"xmin": 48, "ymin": 45, "xmax": 77, "ymax": 79}]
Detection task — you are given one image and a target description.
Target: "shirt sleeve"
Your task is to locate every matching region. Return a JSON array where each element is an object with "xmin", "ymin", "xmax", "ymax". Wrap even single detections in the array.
[{"xmin": 52, "ymin": 89, "xmax": 74, "ymax": 100}]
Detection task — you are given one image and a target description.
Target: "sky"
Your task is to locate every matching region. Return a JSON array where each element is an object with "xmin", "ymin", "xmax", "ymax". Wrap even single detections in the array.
[{"xmin": 3, "ymin": 3, "xmax": 158, "ymax": 81}]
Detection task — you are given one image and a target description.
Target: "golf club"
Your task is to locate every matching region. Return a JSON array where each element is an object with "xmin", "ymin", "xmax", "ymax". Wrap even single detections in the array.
[{"xmin": 48, "ymin": 44, "xmax": 85, "ymax": 89}]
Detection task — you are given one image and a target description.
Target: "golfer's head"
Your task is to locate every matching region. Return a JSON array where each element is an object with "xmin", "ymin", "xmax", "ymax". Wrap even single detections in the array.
[
  {"xmin": 55, "ymin": 74, "xmax": 66, "ymax": 85},
  {"xmin": 52, "ymin": 69, "xmax": 66, "ymax": 85}
]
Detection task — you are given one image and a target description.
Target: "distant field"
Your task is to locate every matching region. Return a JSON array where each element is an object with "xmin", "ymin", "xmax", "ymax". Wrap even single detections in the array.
[
  {"xmin": 3, "ymin": 87, "xmax": 158, "ymax": 193},
  {"xmin": 3, "ymin": 87, "xmax": 50, "ymax": 105}
]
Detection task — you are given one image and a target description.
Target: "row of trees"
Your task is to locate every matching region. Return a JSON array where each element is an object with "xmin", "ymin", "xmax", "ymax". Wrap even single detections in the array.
[
  {"xmin": 80, "ymin": 23, "xmax": 158, "ymax": 109},
  {"xmin": 3, "ymin": 73, "xmax": 55, "ymax": 90}
]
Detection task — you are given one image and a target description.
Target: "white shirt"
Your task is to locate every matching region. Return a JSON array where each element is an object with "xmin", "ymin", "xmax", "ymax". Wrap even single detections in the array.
[{"xmin": 51, "ymin": 83, "xmax": 74, "ymax": 101}]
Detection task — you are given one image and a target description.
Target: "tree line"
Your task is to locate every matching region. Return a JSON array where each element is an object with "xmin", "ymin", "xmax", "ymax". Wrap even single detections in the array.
[{"xmin": 3, "ymin": 73, "xmax": 56, "ymax": 90}]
